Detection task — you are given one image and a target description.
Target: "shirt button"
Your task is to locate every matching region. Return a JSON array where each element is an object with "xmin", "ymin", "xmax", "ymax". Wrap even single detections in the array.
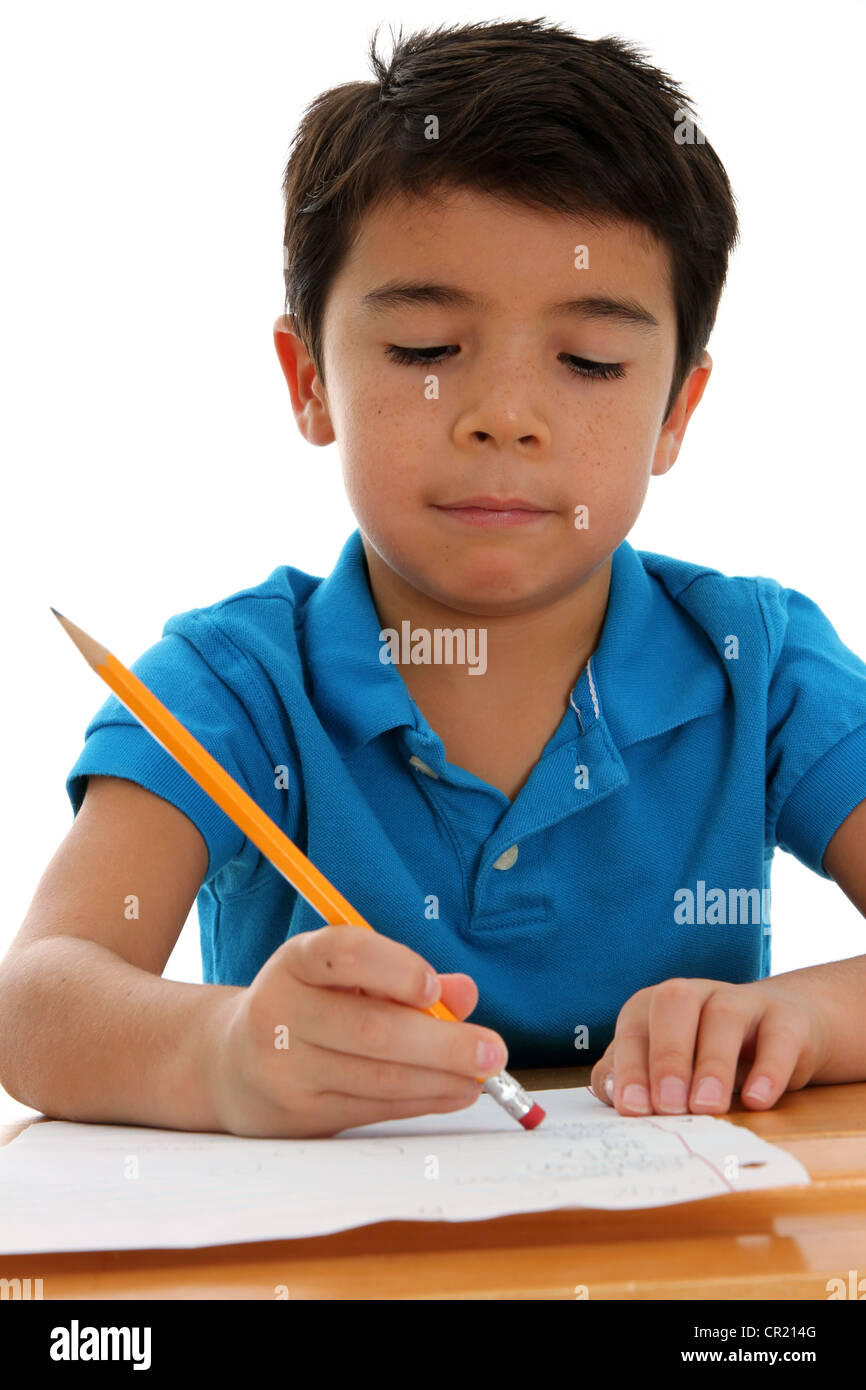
[
  {"xmin": 493, "ymin": 844, "xmax": 519, "ymax": 870},
  {"xmin": 408, "ymin": 754, "xmax": 439, "ymax": 779}
]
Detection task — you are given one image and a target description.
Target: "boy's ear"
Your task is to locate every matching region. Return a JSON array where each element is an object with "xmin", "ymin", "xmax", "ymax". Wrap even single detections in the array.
[
  {"xmin": 652, "ymin": 351, "xmax": 712, "ymax": 477},
  {"xmin": 272, "ymin": 313, "xmax": 335, "ymax": 446}
]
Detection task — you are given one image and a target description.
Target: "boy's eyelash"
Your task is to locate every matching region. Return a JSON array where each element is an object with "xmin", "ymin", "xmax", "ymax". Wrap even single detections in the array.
[{"xmin": 384, "ymin": 344, "xmax": 626, "ymax": 381}]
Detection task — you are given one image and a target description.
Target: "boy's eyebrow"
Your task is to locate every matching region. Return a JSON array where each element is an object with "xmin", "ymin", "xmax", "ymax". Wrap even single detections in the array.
[{"xmin": 359, "ymin": 280, "xmax": 660, "ymax": 332}]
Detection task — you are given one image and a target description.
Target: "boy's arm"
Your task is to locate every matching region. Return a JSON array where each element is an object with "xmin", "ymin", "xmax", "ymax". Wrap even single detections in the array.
[
  {"xmin": 822, "ymin": 795, "xmax": 866, "ymax": 914},
  {"xmin": 794, "ymin": 794, "xmax": 866, "ymax": 1084},
  {"xmin": 0, "ymin": 775, "xmax": 240, "ymax": 1130},
  {"xmin": 754, "ymin": 795, "xmax": 866, "ymax": 1088}
]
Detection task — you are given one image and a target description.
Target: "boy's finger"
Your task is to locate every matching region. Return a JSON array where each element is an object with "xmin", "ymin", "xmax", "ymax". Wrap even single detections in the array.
[
  {"xmin": 738, "ymin": 1003, "xmax": 805, "ymax": 1109},
  {"xmin": 610, "ymin": 997, "xmax": 652, "ymax": 1113},
  {"xmin": 283, "ymin": 924, "xmax": 442, "ymax": 1009},
  {"xmin": 307, "ymin": 1045, "xmax": 483, "ymax": 1113},
  {"xmin": 646, "ymin": 982, "xmax": 704, "ymax": 1114},
  {"xmin": 611, "ymin": 1032, "xmax": 652, "ymax": 1114},
  {"xmin": 333, "ymin": 972, "xmax": 478, "ymax": 1020},
  {"xmin": 430, "ymin": 973, "xmax": 479, "ymax": 1020},
  {"xmin": 291, "ymin": 984, "xmax": 506, "ymax": 1080},
  {"xmin": 688, "ymin": 990, "xmax": 752, "ymax": 1113},
  {"xmin": 280, "ymin": 933, "xmax": 505, "ymax": 1078},
  {"xmin": 589, "ymin": 1047, "xmax": 616, "ymax": 1104}
]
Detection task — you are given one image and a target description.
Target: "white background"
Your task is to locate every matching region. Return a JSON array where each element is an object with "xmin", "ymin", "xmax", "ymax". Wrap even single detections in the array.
[{"xmin": 1, "ymin": 0, "xmax": 864, "ymax": 1123}]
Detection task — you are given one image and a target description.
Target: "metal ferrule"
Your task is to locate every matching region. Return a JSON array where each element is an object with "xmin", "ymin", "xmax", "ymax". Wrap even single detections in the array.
[{"xmin": 481, "ymin": 1069, "xmax": 534, "ymax": 1122}]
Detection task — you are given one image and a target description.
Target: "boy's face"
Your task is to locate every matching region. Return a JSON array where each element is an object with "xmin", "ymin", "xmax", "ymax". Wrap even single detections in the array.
[{"xmin": 277, "ymin": 185, "xmax": 709, "ymax": 618}]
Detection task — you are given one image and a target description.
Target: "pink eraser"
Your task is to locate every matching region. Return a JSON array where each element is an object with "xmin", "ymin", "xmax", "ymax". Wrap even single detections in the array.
[{"xmin": 519, "ymin": 1102, "xmax": 546, "ymax": 1130}]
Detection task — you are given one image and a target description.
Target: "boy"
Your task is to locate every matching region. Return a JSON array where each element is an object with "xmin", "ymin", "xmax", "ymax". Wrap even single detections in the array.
[{"xmin": 2, "ymin": 19, "xmax": 865, "ymax": 1140}]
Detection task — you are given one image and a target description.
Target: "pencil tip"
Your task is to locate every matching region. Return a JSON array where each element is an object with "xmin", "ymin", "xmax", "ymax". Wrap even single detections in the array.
[{"xmin": 49, "ymin": 607, "xmax": 110, "ymax": 670}]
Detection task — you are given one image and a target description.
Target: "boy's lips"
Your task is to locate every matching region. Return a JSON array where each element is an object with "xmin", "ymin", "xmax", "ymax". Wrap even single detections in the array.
[
  {"xmin": 433, "ymin": 497, "xmax": 554, "ymax": 528},
  {"xmin": 436, "ymin": 495, "xmax": 549, "ymax": 511}
]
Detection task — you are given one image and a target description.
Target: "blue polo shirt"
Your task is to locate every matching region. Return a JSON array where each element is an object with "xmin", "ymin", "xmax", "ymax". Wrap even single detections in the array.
[{"xmin": 65, "ymin": 530, "xmax": 866, "ymax": 1067}]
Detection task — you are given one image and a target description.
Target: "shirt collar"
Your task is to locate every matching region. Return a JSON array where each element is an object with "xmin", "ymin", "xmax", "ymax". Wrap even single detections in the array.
[
  {"xmin": 589, "ymin": 539, "xmax": 728, "ymax": 749},
  {"xmin": 302, "ymin": 529, "xmax": 726, "ymax": 758}
]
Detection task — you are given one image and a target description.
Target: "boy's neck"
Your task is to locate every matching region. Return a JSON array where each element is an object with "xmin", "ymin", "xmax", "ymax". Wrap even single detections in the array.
[{"xmin": 360, "ymin": 540, "xmax": 613, "ymax": 705}]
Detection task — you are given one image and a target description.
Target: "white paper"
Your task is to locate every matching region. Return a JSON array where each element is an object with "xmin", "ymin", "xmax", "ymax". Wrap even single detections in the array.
[{"xmin": 0, "ymin": 1087, "xmax": 810, "ymax": 1253}]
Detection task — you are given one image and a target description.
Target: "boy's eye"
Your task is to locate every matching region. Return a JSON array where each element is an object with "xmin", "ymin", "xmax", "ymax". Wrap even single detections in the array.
[
  {"xmin": 384, "ymin": 344, "xmax": 625, "ymax": 380},
  {"xmin": 560, "ymin": 355, "xmax": 626, "ymax": 381},
  {"xmin": 385, "ymin": 344, "xmax": 460, "ymax": 367}
]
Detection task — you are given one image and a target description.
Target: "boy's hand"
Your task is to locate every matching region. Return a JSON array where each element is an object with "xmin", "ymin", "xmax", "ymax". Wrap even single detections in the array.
[
  {"xmin": 590, "ymin": 977, "xmax": 834, "ymax": 1116},
  {"xmin": 209, "ymin": 925, "xmax": 508, "ymax": 1138}
]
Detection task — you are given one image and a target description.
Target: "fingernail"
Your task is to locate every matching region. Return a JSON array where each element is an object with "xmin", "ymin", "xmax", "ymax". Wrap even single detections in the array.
[
  {"xmin": 743, "ymin": 1075, "xmax": 773, "ymax": 1103},
  {"xmin": 604, "ymin": 1074, "xmax": 615, "ymax": 1099},
  {"xmin": 659, "ymin": 1076, "xmax": 688, "ymax": 1112},
  {"xmin": 422, "ymin": 972, "xmax": 440, "ymax": 1003},
  {"xmin": 622, "ymin": 1083, "xmax": 651, "ymax": 1113},
  {"xmin": 694, "ymin": 1076, "xmax": 723, "ymax": 1106},
  {"xmin": 477, "ymin": 1040, "xmax": 506, "ymax": 1072}
]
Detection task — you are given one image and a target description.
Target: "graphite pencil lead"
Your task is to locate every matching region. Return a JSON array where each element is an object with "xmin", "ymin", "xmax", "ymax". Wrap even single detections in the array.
[{"xmin": 50, "ymin": 609, "xmax": 111, "ymax": 671}]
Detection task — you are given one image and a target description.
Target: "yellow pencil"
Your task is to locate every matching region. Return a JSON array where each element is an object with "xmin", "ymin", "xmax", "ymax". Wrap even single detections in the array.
[{"xmin": 51, "ymin": 607, "xmax": 546, "ymax": 1130}]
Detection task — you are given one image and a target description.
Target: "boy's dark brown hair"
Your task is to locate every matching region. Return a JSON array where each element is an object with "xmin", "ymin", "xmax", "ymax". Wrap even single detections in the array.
[{"xmin": 281, "ymin": 17, "xmax": 738, "ymax": 422}]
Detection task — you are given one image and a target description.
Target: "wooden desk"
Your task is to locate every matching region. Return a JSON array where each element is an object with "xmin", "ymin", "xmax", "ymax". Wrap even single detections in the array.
[{"xmin": 2, "ymin": 1067, "xmax": 866, "ymax": 1299}]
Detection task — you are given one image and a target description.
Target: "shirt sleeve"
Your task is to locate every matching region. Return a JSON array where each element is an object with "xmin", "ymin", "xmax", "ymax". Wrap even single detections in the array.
[
  {"xmin": 65, "ymin": 629, "xmax": 262, "ymax": 884},
  {"xmin": 762, "ymin": 581, "xmax": 866, "ymax": 878}
]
